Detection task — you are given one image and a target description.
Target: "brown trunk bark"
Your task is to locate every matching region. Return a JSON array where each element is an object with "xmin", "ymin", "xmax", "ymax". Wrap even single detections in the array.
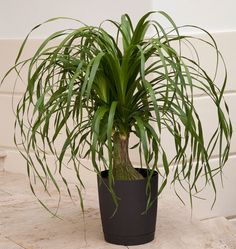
[{"xmin": 112, "ymin": 132, "xmax": 144, "ymax": 180}]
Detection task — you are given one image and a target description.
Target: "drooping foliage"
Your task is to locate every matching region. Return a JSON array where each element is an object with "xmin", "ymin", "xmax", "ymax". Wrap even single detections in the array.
[{"xmin": 2, "ymin": 11, "xmax": 232, "ymax": 211}]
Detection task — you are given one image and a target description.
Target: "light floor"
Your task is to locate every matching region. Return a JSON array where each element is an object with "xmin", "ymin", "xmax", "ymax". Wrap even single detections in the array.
[{"xmin": 1, "ymin": 171, "xmax": 236, "ymax": 249}]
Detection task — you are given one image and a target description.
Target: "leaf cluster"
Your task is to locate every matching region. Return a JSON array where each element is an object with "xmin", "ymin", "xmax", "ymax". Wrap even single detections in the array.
[{"xmin": 2, "ymin": 11, "xmax": 232, "ymax": 211}]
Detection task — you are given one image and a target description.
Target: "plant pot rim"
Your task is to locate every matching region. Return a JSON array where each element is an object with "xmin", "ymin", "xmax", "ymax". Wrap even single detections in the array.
[{"xmin": 99, "ymin": 168, "xmax": 158, "ymax": 182}]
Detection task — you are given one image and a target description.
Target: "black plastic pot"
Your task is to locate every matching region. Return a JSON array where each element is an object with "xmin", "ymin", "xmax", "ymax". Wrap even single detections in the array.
[{"xmin": 97, "ymin": 168, "xmax": 158, "ymax": 246}]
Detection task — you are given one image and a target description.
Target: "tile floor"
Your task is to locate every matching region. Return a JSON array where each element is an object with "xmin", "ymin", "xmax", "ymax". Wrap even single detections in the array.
[{"xmin": 1, "ymin": 171, "xmax": 236, "ymax": 249}]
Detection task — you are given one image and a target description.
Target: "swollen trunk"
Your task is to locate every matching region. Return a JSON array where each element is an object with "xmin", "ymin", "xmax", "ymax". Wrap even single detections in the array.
[{"xmin": 112, "ymin": 132, "xmax": 143, "ymax": 180}]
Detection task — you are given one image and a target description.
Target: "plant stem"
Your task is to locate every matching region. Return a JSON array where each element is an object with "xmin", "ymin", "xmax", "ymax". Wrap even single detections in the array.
[{"xmin": 112, "ymin": 132, "xmax": 144, "ymax": 180}]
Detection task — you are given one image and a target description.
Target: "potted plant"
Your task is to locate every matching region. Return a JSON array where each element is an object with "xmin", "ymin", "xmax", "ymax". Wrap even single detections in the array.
[{"xmin": 2, "ymin": 11, "xmax": 232, "ymax": 246}]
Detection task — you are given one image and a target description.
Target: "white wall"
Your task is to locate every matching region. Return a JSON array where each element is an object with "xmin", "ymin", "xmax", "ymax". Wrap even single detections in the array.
[
  {"xmin": 152, "ymin": 0, "xmax": 236, "ymax": 33},
  {"xmin": 0, "ymin": 1, "xmax": 236, "ymax": 220},
  {"xmin": 0, "ymin": 0, "xmax": 152, "ymax": 39}
]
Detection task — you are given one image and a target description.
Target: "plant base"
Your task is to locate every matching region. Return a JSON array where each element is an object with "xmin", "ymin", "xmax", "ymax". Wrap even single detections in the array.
[{"xmin": 104, "ymin": 232, "xmax": 155, "ymax": 246}]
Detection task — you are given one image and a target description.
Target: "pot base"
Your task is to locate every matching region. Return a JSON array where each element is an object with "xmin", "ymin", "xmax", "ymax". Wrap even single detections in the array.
[{"xmin": 104, "ymin": 232, "xmax": 155, "ymax": 246}]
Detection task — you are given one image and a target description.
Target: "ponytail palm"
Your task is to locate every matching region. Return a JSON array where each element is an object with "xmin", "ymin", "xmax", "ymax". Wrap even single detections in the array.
[{"xmin": 3, "ymin": 11, "xmax": 232, "ymax": 207}]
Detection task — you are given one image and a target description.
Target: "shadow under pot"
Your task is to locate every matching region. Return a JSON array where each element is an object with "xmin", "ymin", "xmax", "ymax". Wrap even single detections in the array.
[{"xmin": 97, "ymin": 168, "xmax": 158, "ymax": 246}]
